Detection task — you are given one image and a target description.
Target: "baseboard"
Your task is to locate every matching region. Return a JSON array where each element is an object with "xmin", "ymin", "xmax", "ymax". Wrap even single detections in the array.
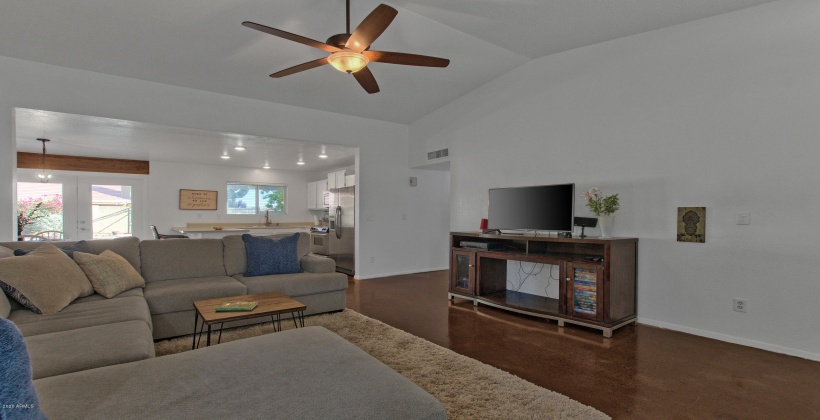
[
  {"xmin": 638, "ymin": 317, "xmax": 820, "ymax": 362},
  {"xmin": 355, "ymin": 266, "xmax": 448, "ymax": 280}
]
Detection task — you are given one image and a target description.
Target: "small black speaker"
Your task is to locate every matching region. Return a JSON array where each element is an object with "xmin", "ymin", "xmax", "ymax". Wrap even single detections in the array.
[
  {"xmin": 574, "ymin": 217, "xmax": 598, "ymax": 228},
  {"xmin": 574, "ymin": 217, "xmax": 598, "ymax": 238}
]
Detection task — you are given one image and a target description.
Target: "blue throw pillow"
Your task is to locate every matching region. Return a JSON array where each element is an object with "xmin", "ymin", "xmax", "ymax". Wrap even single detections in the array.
[
  {"xmin": 0, "ymin": 318, "xmax": 46, "ymax": 420},
  {"xmin": 242, "ymin": 233, "xmax": 302, "ymax": 277}
]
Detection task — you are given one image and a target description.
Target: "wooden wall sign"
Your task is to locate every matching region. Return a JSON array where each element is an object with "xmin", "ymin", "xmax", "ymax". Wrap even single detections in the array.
[
  {"xmin": 677, "ymin": 207, "xmax": 705, "ymax": 243},
  {"xmin": 179, "ymin": 189, "xmax": 218, "ymax": 210}
]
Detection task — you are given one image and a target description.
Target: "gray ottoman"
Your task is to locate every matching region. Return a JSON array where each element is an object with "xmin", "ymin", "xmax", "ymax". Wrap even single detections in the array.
[{"xmin": 35, "ymin": 326, "xmax": 446, "ymax": 419}]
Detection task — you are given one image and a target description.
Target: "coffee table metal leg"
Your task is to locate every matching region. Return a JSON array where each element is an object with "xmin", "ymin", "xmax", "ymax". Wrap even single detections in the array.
[
  {"xmin": 196, "ymin": 317, "xmax": 206, "ymax": 349},
  {"xmin": 217, "ymin": 322, "xmax": 224, "ymax": 344},
  {"xmin": 192, "ymin": 313, "xmax": 198, "ymax": 350},
  {"xmin": 207, "ymin": 324, "xmax": 212, "ymax": 347},
  {"xmin": 276, "ymin": 313, "xmax": 281, "ymax": 332},
  {"xmin": 292, "ymin": 313, "xmax": 298, "ymax": 329},
  {"xmin": 300, "ymin": 311, "xmax": 305, "ymax": 327}
]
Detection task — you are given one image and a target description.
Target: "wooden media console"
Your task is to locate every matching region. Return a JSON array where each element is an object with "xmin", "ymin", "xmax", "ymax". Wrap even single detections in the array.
[{"xmin": 449, "ymin": 231, "xmax": 638, "ymax": 337}]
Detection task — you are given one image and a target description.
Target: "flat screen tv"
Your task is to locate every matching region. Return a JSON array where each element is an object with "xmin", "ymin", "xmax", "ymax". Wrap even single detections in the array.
[{"xmin": 488, "ymin": 183, "xmax": 575, "ymax": 232}]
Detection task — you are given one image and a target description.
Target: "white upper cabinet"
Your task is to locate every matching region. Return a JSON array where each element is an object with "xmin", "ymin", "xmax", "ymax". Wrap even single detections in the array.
[{"xmin": 307, "ymin": 179, "xmax": 330, "ymax": 210}]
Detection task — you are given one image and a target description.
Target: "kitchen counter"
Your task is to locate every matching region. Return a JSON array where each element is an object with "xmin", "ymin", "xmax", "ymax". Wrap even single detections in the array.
[
  {"xmin": 172, "ymin": 223, "xmax": 312, "ymax": 239},
  {"xmin": 171, "ymin": 227, "xmax": 250, "ymax": 234}
]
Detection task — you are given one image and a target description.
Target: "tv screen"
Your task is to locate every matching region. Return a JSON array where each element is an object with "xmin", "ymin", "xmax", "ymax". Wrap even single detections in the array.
[{"xmin": 488, "ymin": 184, "xmax": 575, "ymax": 232}]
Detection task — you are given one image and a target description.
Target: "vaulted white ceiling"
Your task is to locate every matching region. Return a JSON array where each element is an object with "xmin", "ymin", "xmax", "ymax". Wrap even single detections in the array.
[{"xmin": 0, "ymin": 0, "xmax": 775, "ymax": 125}]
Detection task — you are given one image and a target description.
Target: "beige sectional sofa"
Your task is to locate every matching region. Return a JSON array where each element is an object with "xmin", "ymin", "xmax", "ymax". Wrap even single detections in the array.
[
  {"xmin": 1, "ymin": 234, "xmax": 447, "ymax": 419},
  {"xmin": 0, "ymin": 233, "xmax": 347, "ymax": 378}
]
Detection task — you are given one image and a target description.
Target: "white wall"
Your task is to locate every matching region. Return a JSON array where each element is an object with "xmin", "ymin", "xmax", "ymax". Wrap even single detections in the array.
[
  {"xmin": 356, "ymin": 167, "xmax": 450, "ymax": 278},
  {"xmin": 149, "ymin": 161, "xmax": 314, "ymax": 234},
  {"xmin": 0, "ymin": 55, "xmax": 446, "ymax": 279},
  {"xmin": 409, "ymin": 0, "xmax": 820, "ymax": 359}
]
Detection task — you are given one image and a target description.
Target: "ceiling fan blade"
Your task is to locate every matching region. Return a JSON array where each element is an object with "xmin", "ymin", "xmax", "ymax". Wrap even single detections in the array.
[
  {"xmin": 270, "ymin": 57, "xmax": 330, "ymax": 78},
  {"xmin": 242, "ymin": 21, "xmax": 340, "ymax": 53},
  {"xmin": 364, "ymin": 51, "xmax": 450, "ymax": 68},
  {"xmin": 345, "ymin": 4, "xmax": 398, "ymax": 53},
  {"xmin": 352, "ymin": 67, "xmax": 380, "ymax": 94}
]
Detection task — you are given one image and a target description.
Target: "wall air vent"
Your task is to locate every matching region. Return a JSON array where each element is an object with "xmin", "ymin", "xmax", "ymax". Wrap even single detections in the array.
[{"xmin": 427, "ymin": 148, "xmax": 449, "ymax": 160}]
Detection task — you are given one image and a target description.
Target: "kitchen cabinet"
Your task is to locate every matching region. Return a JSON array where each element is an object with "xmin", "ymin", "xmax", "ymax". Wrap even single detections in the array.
[
  {"xmin": 307, "ymin": 180, "xmax": 330, "ymax": 210},
  {"xmin": 328, "ymin": 170, "xmax": 350, "ymax": 189}
]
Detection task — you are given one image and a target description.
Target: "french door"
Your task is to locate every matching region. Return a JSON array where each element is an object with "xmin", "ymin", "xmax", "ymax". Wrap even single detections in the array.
[
  {"xmin": 76, "ymin": 177, "xmax": 145, "ymax": 240},
  {"xmin": 16, "ymin": 170, "xmax": 145, "ymax": 240}
]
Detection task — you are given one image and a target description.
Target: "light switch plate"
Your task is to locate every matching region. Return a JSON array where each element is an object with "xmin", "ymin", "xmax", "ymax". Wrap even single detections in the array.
[{"xmin": 736, "ymin": 212, "xmax": 750, "ymax": 225}]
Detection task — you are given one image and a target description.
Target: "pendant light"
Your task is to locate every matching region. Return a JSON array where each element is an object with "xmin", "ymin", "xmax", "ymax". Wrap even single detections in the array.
[{"xmin": 36, "ymin": 138, "xmax": 52, "ymax": 183}]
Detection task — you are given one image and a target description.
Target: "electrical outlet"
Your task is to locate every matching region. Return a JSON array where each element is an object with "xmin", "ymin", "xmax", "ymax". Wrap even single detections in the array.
[
  {"xmin": 733, "ymin": 298, "xmax": 748, "ymax": 313},
  {"xmin": 369, "ymin": 256, "xmax": 375, "ymax": 264}
]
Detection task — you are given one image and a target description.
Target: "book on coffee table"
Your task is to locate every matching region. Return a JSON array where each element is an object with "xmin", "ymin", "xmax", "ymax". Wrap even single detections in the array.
[{"xmin": 215, "ymin": 301, "xmax": 258, "ymax": 312}]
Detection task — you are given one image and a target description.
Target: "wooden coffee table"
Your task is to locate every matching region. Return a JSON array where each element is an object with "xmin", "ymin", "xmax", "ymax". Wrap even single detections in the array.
[{"xmin": 192, "ymin": 292, "xmax": 306, "ymax": 349}]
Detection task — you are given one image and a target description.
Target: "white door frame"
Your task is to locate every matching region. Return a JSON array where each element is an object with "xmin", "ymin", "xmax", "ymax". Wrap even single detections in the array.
[{"xmin": 16, "ymin": 169, "xmax": 148, "ymax": 240}]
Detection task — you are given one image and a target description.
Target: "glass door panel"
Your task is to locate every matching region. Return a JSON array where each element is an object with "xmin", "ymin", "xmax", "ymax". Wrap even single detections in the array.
[
  {"xmin": 566, "ymin": 262, "xmax": 604, "ymax": 321},
  {"xmin": 77, "ymin": 178, "xmax": 144, "ymax": 240},
  {"xmin": 16, "ymin": 182, "xmax": 64, "ymax": 240},
  {"xmin": 450, "ymin": 250, "xmax": 475, "ymax": 295}
]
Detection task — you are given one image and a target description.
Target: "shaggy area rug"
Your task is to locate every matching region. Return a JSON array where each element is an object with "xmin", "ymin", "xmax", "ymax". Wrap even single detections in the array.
[{"xmin": 155, "ymin": 309, "xmax": 609, "ymax": 420}]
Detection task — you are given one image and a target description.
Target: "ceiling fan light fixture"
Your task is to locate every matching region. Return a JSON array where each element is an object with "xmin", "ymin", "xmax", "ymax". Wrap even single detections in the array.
[{"xmin": 328, "ymin": 51, "xmax": 369, "ymax": 74}]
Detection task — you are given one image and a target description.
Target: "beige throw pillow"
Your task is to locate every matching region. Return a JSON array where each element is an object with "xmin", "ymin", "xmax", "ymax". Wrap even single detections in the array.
[
  {"xmin": 0, "ymin": 246, "xmax": 13, "ymax": 259},
  {"xmin": 73, "ymin": 250, "xmax": 146, "ymax": 298},
  {"xmin": 0, "ymin": 244, "xmax": 94, "ymax": 314}
]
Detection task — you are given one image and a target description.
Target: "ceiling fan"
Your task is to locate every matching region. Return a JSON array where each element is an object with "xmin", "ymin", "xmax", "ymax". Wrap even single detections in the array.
[{"xmin": 242, "ymin": 0, "xmax": 450, "ymax": 94}]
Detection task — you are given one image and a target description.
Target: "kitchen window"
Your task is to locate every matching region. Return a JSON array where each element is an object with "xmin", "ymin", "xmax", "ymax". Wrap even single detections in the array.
[{"xmin": 226, "ymin": 183, "xmax": 286, "ymax": 215}]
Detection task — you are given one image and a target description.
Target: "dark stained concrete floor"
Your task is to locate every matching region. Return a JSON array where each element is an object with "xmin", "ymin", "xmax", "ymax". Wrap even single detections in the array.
[{"xmin": 346, "ymin": 270, "xmax": 820, "ymax": 419}]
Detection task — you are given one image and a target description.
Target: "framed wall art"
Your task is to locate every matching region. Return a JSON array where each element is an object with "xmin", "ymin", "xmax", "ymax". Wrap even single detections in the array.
[{"xmin": 677, "ymin": 207, "xmax": 705, "ymax": 243}]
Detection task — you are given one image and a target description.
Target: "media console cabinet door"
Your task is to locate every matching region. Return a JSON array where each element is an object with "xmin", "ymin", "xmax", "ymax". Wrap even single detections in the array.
[
  {"xmin": 450, "ymin": 249, "xmax": 476, "ymax": 295},
  {"xmin": 566, "ymin": 262, "xmax": 604, "ymax": 322}
]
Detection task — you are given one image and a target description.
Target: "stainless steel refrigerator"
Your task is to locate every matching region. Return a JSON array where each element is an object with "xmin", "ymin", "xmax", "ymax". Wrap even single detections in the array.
[{"xmin": 328, "ymin": 185, "xmax": 355, "ymax": 275}]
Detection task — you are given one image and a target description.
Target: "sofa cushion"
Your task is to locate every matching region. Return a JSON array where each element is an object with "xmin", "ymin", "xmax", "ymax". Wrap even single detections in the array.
[
  {"xmin": 0, "ymin": 244, "xmax": 94, "ymax": 314},
  {"xmin": 9, "ymin": 296, "xmax": 152, "ymax": 337},
  {"xmin": 232, "ymin": 272, "xmax": 348, "ymax": 297},
  {"xmin": 26, "ymin": 320, "xmax": 155, "ymax": 380},
  {"xmin": 34, "ymin": 327, "xmax": 446, "ymax": 420},
  {"xmin": 70, "ymin": 287, "xmax": 143, "ymax": 305},
  {"xmin": 140, "ymin": 239, "xmax": 226, "ymax": 282},
  {"xmin": 13, "ymin": 240, "xmax": 94, "ymax": 258},
  {"xmin": 73, "ymin": 250, "xmax": 146, "ymax": 298},
  {"xmin": 223, "ymin": 233, "xmax": 310, "ymax": 276},
  {"xmin": 242, "ymin": 234, "xmax": 302, "ymax": 277},
  {"xmin": 1, "ymin": 291, "xmax": 10, "ymax": 319},
  {"xmin": 0, "ymin": 237, "xmax": 142, "ymax": 273},
  {"xmin": 0, "ymin": 318, "xmax": 46, "ymax": 420},
  {"xmin": 300, "ymin": 254, "xmax": 336, "ymax": 273},
  {"xmin": 0, "ymin": 245, "xmax": 13, "ymax": 258},
  {"xmin": 143, "ymin": 276, "xmax": 246, "ymax": 314}
]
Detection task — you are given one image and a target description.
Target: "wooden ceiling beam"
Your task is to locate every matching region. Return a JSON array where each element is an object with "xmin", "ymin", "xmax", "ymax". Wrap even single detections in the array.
[{"xmin": 17, "ymin": 152, "xmax": 149, "ymax": 175}]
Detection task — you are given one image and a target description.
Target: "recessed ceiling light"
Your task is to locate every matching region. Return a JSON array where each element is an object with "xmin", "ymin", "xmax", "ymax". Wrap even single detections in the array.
[
  {"xmin": 263, "ymin": 164, "xmax": 270, "ymax": 169},
  {"xmin": 318, "ymin": 153, "xmax": 328, "ymax": 159},
  {"xmin": 220, "ymin": 155, "xmax": 231, "ymax": 159},
  {"xmin": 234, "ymin": 146, "xmax": 246, "ymax": 151},
  {"xmin": 296, "ymin": 161, "xmax": 306, "ymax": 165}
]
